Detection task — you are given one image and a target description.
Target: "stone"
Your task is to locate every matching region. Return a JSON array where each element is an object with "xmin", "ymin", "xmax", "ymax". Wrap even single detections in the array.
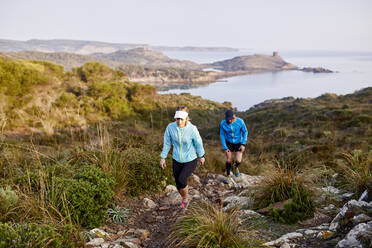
[
  {"xmin": 189, "ymin": 174, "xmax": 201, "ymax": 186},
  {"xmin": 134, "ymin": 229, "xmax": 150, "ymax": 240},
  {"xmin": 280, "ymin": 242, "xmax": 291, "ymax": 248},
  {"xmin": 298, "ymin": 211, "xmax": 331, "ymax": 227},
  {"xmin": 358, "ymin": 190, "xmax": 369, "ymax": 202},
  {"xmin": 160, "ymin": 191, "xmax": 182, "ymax": 206},
  {"xmin": 117, "ymin": 231, "xmax": 125, "ymax": 236},
  {"xmin": 164, "ymin": 185, "xmax": 178, "ymax": 195},
  {"xmin": 192, "ymin": 194, "xmax": 201, "ymax": 200},
  {"xmin": 233, "ymin": 173, "xmax": 262, "ymax": 186},
  {"xmin": 339, "ymin": 192, "xmax": 354, "ymax": 200},
  {"xmin": 257, "ymin": 199, "xmax": 293, "ymax": 214},
  {"xmin": 101, "ymin": 243, "xmax": 110, "ymax": 248},
  {"xmin": 324, "ymin": 204, "xmax": 336, "ymax": 211},
  {"xmin": 222, "ymin": 196, "xmax": 253, "ymax": 211},
  {"xmin": 241, "ymin": 209, "xmax": 263, "ymax": 218},
  {"xmin": 216, "ymin": 174, "xmax": 226, "ymax": 182},
  {"xmin": 352, "ymin": 214, "xmax": 372, "ymax": 225},
  {"xmin": 143, "ymin": 197, "xmax": 157, "ymax": 209},
  {"xmin": 329, "ymin": 199, "xmax": 372, "ymax": 232},
  {"xmin": 264, "ymin": 232, "xmax": 303, "ymax": 246},
  {"xmin": 321, "ymin": 186, "xmax": 340, "ymax": 194},
  {"xmin": 89, "ymin": 228, "xmax": 109, "ymax": 238},
  {"xmin": 86, "ymin": 238, "xmax": 105, "ymax": 247},
  {"xmin": 122, "ymin": 242, "xmax": 139, "ymax": 248},
  {"xmin": 115, "ymin": 238, "xmax": 141, "ymax": 246},
  {"xmin": 304, "ymin": 229, "xmax": 318, "ymax": 236},
  {"xmin": 336, "ymin": 221, "xmax": 372, "ymax": 248},
  {"xmin": 111, "ymin": 245, "xmax": 124, "ymax": 248},
  {"xmin": 313, "ymin": 223, "xmax": 330, "ymax": 230}
]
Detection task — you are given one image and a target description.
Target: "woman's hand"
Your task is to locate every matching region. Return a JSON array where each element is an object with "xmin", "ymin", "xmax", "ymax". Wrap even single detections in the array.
[
  {"xmin": 160, "ymin": 158, "xmax": 166, "ymax": 169},
  {"xmin": 239, "ymin": 145, "xmax": 245, "ymax": 152},
  {"xmin": 198, "ymin": 157, "xmax": 205, "ymax": 166}
]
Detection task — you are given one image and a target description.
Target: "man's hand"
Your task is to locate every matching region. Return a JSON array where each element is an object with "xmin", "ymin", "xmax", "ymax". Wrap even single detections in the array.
[
  {"xmin": 240, "ymin": 145, "xmax": 245, "ymax": 152},
  {"xmin": 160, "ymin": 158, "xmax": 166, "ymax": 169},
  {"xmin": 224, "ymin": 149, "xmax": 231, "ymax": 155},
  {"xmin": 198, "ymin": 157, "xmax": 205, "ymax": 166}
]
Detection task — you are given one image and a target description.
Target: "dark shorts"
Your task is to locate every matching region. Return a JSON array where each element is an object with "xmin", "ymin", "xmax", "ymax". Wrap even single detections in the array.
[
  {"xmin": 172, "ymin": 159, "xmax": 197, "ymax": 190},
  {"xmin": 226, "ymin": 141, "xmax": 242, "ymax": 152}
]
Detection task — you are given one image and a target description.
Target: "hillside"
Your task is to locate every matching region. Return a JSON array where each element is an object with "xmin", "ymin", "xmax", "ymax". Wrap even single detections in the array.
[
  {"xmin": 0, "ymin": 57, "xmax": 371, "ymax": 247},
  {"xmin": 92, "ymin": 47, "xmax": 202, "ymax": 70},
  {"xmin": 0, "ymin": 38, "xmax": 238, "ymax": 54},
  {"xmin": 0, "ymin": 56, "xmax": 229, "ymax": 136},
  {"xmin": 206, "ymin": 53, "xmax": 297, "ymax": 72}
]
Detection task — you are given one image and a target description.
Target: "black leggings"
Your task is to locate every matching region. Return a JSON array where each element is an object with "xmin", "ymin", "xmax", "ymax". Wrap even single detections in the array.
[{"xmin": 172, "ymin": 159, "xmax": 197, "ymax": 190}]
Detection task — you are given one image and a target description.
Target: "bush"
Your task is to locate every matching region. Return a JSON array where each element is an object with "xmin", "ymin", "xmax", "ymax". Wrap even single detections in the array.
[
  {"xmin": 0, "ymin": 222, "xmax": 75, "ymax": 248},
  {"xmin": 336, "ymin": 150, "xmax": 372, "ymax": 196},
  {"xmin": 121, "ymin": 148, "xmax": 173, "ymax": 196},
  {"xmin": 254, "ymin": 167, "xmax": 315, "ymax": 224},
  {"xmin": 0, "ymin": 186, "xmax": 18, "ymax": 221},
  {"xmin": 57, "ymin": 165, "xmax": 115, "ymax": 228},
  {"xmin": 75, "ymin": 62, "xmax": 125, "ymax": 83},
  {"xmin": 269, "ymin": 185, "xmax": 314, "ymax": 224},
  {"xmin": 168, "ymin": 200, "xmax": 259, "ymax": 248}
]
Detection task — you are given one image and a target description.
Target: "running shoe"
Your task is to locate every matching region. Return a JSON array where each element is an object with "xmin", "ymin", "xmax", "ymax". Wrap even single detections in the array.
[
  {"xmin": 234, "ymin": 167, "xmax": 240, "ymax": 177},
  {"xmin": 179, "ymin": 200, "xmax": 189, "ymax": 212},
  {"xmin": 223, "ymin": 176, "xmax": 232, "ymax": 184}
]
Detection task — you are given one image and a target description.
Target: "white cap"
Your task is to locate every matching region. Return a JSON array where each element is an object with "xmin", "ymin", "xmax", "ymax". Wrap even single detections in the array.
[{"xmin": 174, "ymin": 110, "xmax": 188, "ymax": 120}]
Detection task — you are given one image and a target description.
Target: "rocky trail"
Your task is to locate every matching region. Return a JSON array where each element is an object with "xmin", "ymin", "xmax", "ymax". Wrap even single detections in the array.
[{"xmin": 85, "ymin": 173, "xmax": 372, "ymax": 248}]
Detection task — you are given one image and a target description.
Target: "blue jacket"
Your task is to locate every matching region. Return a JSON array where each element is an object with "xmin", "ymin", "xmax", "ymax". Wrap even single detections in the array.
[
  {"xmin": 160, "ymin": 121, "xmax": 205, "ymax": 163},
  {"xmin": 220, "ymin": 117, "xmax": 248, "ymax": 150}
]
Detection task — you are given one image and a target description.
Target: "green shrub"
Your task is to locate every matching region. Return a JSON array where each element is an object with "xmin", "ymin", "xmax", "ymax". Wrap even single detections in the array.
[
  {"xmin": 0, "ymin": 222, "xmax": 76, "ymax": 248},
  {"xmin": 269, "ymin": 185, "xmax": 314, "ymax": 224},
  {"xmin": 122, "ymin": 148, "xmax": 173, "ymax": 196},
  {"xmin": 74, "ymin": 62, "xmax": 124, "ymax": 83},
  {"xmin": 107, "ymin": 205, "xmax": 129, "ymax": 225},
  {"xmin": 254, "ymin": 167, "xmax": 315, "ymax": 224},
  {"xmin": 0, "ymin": 186, "xmax": 18, "ymax": 221},
  {"xmin": 57, "ymin": 165, "xmax": 115, "ymax": 228},
  {"xmin": 55, "ymin": 92, "xmax": 78, "ymax": 108}
]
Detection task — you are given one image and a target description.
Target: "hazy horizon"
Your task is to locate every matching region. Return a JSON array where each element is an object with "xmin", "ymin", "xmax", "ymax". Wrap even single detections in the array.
[{"xmin": 1, "ymin": 0, "xmax": 372, "ymax": 52}]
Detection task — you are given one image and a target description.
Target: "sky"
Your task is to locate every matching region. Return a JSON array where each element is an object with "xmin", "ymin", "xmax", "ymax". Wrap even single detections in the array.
[{"xmin": 1, "ymin": 0, "xmax": 372, "ymax": 51}]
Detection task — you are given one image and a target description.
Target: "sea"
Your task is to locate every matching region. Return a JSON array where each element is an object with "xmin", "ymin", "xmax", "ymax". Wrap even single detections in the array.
[{"xmin": 158, "ymin": 50, "xmax": 372, "ymax": 111}]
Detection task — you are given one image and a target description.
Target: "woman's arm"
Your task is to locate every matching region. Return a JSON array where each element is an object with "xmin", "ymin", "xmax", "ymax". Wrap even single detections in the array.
[{"xmin": 160, "ymin": 125, "xmax": 172, "ymax": 159}]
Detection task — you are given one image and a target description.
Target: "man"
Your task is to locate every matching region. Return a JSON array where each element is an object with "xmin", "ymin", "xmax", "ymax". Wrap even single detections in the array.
[{"xmin": 220, "ymin": 109, "xmax": 248, "ymax": 183}]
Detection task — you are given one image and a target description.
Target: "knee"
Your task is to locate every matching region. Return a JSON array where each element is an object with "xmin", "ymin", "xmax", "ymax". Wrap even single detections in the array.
[{"xmin": 175, "ymin": 177, "xmax": 187, "ymax": 190}]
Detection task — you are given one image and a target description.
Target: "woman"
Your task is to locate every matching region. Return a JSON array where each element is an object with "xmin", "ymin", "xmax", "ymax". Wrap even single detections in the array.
[{"xmin": 160, "ymin": 106, "xmax": 205, "ymax": 211}]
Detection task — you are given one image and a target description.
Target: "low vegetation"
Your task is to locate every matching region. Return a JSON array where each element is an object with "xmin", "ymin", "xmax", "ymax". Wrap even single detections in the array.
[{"xmin": 168, "ymin": 201, "xmax": 262, "ymax": 248}]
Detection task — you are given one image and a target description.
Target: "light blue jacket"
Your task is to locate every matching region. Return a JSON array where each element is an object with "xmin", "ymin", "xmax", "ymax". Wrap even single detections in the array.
[
  {"xmin": 160, "ymin": 121, "xmax": 205, "ymax": 163},
  {"xmin": 220, "ymin": 117, "xmax": 248, "ymax": 150}
]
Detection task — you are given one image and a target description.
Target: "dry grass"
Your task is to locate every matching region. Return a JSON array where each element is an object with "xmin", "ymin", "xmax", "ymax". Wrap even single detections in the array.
[
  {"xmin": 167, "ymin": 200, "xmax": 262, "ymax": 248},
  {"xmin": 336, "ymin": 150, "xmax": 372, "ymax": 196}
]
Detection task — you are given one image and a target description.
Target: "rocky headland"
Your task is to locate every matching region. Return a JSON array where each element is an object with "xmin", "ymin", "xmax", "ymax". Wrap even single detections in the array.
[{"xmin": 1, "ymin": 42, "xmax": 333, "ymax": 90}]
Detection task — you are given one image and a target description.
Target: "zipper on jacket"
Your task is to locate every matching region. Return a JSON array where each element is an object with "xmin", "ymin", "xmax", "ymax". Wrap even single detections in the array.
[
  {"xmin": 230, "ymin": 124, "xmax": 234, "ymax": 143},
  {"xmin": 178, "ymin": 128, "xmax": 183, "ymax": 162}
]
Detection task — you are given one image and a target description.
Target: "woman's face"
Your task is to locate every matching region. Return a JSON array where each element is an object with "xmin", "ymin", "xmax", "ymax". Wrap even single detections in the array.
[{"xmin": 176, "ymin": 118, "xmax": 187, "ymax": 128}]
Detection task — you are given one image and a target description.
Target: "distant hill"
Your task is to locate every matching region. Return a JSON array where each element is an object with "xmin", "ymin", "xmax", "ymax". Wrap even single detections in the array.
[
  {"xmin": 0, "ymin": 38, "xmax": 238, "ymax": 54},
  {"xmin": 92, "ymin": 47, "xmax": 202, "ymax": 70},
  {"xmin": 2, "ymin": 50, "xmax": 117, "ymax": 71},
  {"xmin": 3, "ymin": 48, "xmax": 202, "ymax": 71},
  {"xmin": 206, "ymin": 53, "xmax": 297, "ymax": 72}
]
